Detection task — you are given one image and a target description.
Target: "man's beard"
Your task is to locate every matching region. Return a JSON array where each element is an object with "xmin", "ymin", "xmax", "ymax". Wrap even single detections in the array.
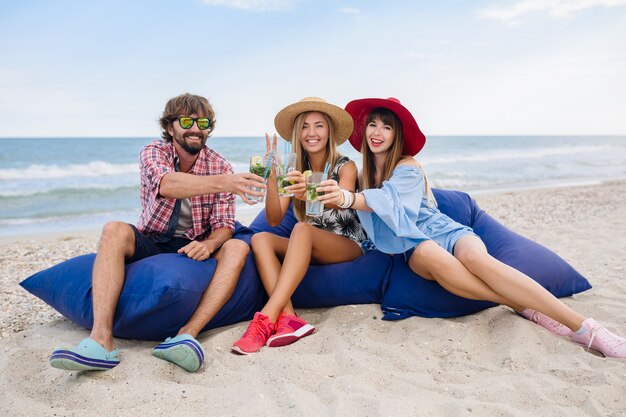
[{"xmin": 175, "ymin": 132, "xmax": 206, "ymax": 155}]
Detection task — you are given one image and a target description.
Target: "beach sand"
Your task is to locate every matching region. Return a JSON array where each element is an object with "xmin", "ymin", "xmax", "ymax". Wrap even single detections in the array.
[{"xmin": 1, "ymin": 182, "xmax": 625, "ymax": 416}]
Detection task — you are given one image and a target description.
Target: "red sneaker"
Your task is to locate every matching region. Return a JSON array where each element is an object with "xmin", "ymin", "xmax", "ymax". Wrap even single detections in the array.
[
  {"xmin": 231, "ymin": 312, "xmax": 275, "ymax": 355},
  {"xmin": 266, "ymin": 313, "xmax": 315, "ymax": 348},
  {"xmin": 518, "ymin": 308, "xmax": 573, "ymax": 337}
]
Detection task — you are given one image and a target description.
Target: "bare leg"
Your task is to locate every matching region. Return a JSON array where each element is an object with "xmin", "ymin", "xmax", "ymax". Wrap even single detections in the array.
[
  {"xmin": 453, "ymin": 235, "xmax": 585, "ymax": 331},
  {"xmin": 178, "ymin": 239, "xmax": 250, "ymax": 338},
  {"xmin": 408, "ymin": 240, "xmax": 523, "ymax": 309},
  {"xmin": 90, "ymin": 221, "xmax": 137, "ymax": 351},
  {"xmin": 260, "ymin": 223, "xmax": 362, "ymax": 322},
  {"xmin": 251, "ymin": 232, "xmax": 296, "ymax": 316}
]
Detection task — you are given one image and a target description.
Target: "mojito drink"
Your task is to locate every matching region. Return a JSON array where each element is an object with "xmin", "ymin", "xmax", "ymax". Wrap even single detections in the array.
[
  {"xmin": 306, "ymin": 172, "xmax": 325, "ymax": 217},
  {"xmin": 277, "ymin": 153, "xmax": 297, "ymax": 197},
  {"xmin": 248, "ymin": 155, "xmax": 266, "ymax": 203}
]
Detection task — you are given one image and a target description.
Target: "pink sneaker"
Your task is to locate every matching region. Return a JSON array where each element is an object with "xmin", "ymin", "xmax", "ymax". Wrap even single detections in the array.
[
  {"xmin": 266, "ymin": 313, "xmax": 315, "ymax": 348},
  {"xmin": 571, "ymin": 318, "xmax": 626, "ymax": 358},
  {"xmin": 231, "ymin": 312, "xmax": 275, "ymax": 355},
  {"xmin": 518, "ymin": 308, "xmax": 573, "ymax": 337}
]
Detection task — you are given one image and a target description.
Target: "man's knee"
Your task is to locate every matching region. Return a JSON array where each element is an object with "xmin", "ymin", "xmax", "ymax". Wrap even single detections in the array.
[
  {"xmin": 218, "ymin": 238, "xmax": 250, "ymax": 261},
  {"xmin": 99, "ymin": 221, "xmax": 135, "ymax": 248}
]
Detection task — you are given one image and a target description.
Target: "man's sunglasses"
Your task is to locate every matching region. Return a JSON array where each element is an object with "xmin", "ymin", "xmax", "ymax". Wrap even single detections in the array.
[{"xmin": 176, "ymin": 117, "xmax": 211, "ymax": 130}]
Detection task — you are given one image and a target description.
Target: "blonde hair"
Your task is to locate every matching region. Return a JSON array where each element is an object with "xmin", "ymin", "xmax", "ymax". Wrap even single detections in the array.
[
  {"xmin": 361, "ymin": 108, "xmax": 436, "ymax": 206},
  {"xmin": 291, "ymin": 111, "xmax": 341, "ymax": 221}
]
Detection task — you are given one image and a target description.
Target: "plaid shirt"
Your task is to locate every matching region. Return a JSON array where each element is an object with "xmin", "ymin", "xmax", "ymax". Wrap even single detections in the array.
[{"xmin": 136, "ymin": 139, "xmax": 235, "ymax": 241}]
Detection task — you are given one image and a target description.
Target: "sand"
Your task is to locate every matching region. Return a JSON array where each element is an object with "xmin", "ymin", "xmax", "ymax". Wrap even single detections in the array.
[{"xmin": 1, "ymin": 182, "xmax": 625, "ymax": 416}]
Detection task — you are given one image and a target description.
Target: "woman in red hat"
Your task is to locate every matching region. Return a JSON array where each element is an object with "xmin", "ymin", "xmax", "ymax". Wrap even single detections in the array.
[
  {"xmin": 232, "ymin": 97, "xmax": 369, "ymax": 354},
  {"xmin": 320, "ymin": 97, "xmax": 626, "ymax": 358}
]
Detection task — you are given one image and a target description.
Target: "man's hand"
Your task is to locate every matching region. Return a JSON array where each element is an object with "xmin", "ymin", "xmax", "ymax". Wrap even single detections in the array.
[
  {"xmin": 177, "ymin": 240, "xmax": 216, "ymax": 261},
  {"xmin": 222, "ymin": 173, "xmax": 266, "ymax": 205}
]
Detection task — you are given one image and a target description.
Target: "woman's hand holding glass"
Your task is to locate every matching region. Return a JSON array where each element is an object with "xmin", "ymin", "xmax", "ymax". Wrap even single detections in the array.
[
  {"xmin": 316, "ymin": 179, "xmax": 343, "ymax": 206},
  {"xmin": 284, "ymin": 171, "xmax": 306, "ymax": 200}
]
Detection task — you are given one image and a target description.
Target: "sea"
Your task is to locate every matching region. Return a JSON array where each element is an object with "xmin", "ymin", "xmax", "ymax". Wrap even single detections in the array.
[{"xmin": 1, "ymin": 136, "xmax": 625, "ymax": 238}]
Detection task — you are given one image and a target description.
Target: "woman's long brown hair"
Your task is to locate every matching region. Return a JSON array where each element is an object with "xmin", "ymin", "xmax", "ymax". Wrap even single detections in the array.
[{"xmin": 360, "ymin": 108, "xmax": 436, "ymax": 205}]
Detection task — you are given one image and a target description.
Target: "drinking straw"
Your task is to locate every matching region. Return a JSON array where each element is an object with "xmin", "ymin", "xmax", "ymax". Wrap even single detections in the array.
[
  {"xmin": 263, "ymin": 150, "xmax": 274, "ymax": 179},
  {"xmin": 322, "ymin": 162, "xmax": 331, "ymax": 180}
]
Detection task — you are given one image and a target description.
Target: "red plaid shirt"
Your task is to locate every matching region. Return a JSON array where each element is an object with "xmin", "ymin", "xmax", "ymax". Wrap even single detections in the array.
[{"xmin": 136, "ymin": 140, "xmax": 235, "ymax": 241}]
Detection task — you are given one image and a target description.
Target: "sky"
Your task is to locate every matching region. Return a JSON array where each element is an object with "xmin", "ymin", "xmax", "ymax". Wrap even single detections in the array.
[{"xmin": 0, "ymin": 0, "xmax": 625, "ymax": 137}]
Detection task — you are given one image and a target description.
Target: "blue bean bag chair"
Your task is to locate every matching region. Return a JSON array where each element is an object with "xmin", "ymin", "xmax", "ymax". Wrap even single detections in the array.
[
  {"xmin": 379, "ymin": 189, "xmax": 592, "ymax": 320},
  {"xmin": 20, "ymin": 251, "xmax": 267, "ymax": 341},
  {"xmin": 20, "ymin": 191, "xmax": 592, "ymax": 340},
  {"xmin": 20, "ymin": 222, "xmax": 266, "ymax": 341},
  {"xmin": 20, "ymin": 216, "xmax": 390, "ymax": 340},
  {"xmin": 249, "ymin": 205, "xmax": 391, "ymax": 308}
]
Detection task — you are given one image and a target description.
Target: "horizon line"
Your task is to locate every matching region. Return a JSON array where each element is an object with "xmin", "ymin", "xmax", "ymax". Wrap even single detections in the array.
[{"xmin": 2, "ymin": 134, "xmax": 626, "ymax": 139}]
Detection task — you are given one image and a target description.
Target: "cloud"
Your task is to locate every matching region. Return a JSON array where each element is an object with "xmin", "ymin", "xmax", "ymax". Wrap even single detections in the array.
[
  {"xmin": 339, "ymin": 7, "xmax": 361, "ymax": 14},
  {"xmin": 480, "ymin": 0, "xmax": 626, "ymax": 23},
  {"xmin": 201, "ymin": 0, "xmax": 302, "ymax": 11},
  {"xmin": 338, "ymin": 6, "xmax": 368, "ymax": 21}
]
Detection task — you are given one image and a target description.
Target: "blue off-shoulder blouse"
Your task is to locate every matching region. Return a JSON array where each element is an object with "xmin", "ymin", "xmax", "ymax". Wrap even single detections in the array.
[{"xmin": 357, "ymin": 165, "xmax": 473, "ymax": 255}]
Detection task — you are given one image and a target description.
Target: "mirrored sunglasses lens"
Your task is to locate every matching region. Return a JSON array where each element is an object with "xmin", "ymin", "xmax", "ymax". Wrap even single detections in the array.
[
  {"xmin": 179, "ymin": 117, "xmax": 193, "ymax": 129},
  {"xmin": 197, "ymin": 118, "xmax": 210, "ymax": 130}
]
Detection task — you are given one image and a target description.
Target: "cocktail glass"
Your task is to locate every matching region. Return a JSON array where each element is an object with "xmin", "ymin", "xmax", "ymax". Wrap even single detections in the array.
[
  {"xmin": 247, "ymin": 155, "xmax": 267, "ymax": 203},
  {"xmin": 305, "ymin": 171, "xmax": 326, "ymax": 217},
  {"xmin": 276, "ymin": 153, "xmax": 297, "ymax": 197}
]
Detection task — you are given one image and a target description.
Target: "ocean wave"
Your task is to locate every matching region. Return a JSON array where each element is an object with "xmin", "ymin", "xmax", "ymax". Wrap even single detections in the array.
[
  {"xmin": 430, "ymin": 178, "xmax": 494, "ymax": 189},
  {"xmin": 0, "ymin": 161, "xmax": 138, "ymax": 180},
  {"xmin": 0, "ymin": 209, "xmax": 139, "ymax": 227},
  {"xmin": 423, "ymin": 145, "xmax": 612, "ymax": 165},
  {"xmin": 0, "ymin": 184, "xmax": 138, "ymax": 198}
]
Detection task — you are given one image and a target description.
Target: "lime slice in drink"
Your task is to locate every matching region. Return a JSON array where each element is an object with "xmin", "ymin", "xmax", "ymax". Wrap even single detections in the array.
[
  {"xmin": 251, "ymin": 156, "xmax": 263, "ymax": 166},
  {"xmin": 303, "ymin": 170, "xmax": 312, "ymax": 179}
]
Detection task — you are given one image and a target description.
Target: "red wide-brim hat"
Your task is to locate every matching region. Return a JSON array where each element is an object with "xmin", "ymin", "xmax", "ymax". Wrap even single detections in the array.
[{"xmin": 345, "ymin": 97, "xmax": 426, "ymax": 156}]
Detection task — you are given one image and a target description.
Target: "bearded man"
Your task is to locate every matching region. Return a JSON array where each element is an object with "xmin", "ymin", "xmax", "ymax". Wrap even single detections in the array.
[{"xmin": 49, "ymin": 93, "xmax": 265, "ymax": 372}]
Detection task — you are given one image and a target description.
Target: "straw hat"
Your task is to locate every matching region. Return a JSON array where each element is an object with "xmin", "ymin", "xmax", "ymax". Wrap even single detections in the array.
[
  {"xmin": 345, "ymin": 97, "xmax": 426, "ymax": 156},
  {"xmin": 274, "ymin": 97, "xmax": 354, "ymax": 145}
]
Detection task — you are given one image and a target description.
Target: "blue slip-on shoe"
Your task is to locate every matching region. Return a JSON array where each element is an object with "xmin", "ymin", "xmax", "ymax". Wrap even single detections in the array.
[
  {"xmin": 49, "ymin": 337, "xmax": 119, "ymax": 371},
  {"xmin": 152, "ymin": 334, "xmax": 205, "ymax": 372}
]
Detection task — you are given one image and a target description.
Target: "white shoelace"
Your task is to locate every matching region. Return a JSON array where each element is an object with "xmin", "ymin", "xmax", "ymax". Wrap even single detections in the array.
[
  {"xmin": 528, "ymin": 310, "xmax": 567, "ymax": 332},
  {"xmin": 586, "ymin": 324, "xmax": 626, "ymax": 353},
  {"xmin": 585, "ymin": 326, "xmax": 598, "ymax": 351}
]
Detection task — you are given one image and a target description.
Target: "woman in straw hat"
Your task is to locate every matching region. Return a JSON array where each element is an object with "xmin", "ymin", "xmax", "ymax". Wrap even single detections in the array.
[
  {"xmin": 322, "ymin": 97, "xmax": 626, "ymax": 358},
  {"xmin": 232, "ymin": 97, "xmax": 370, "ymax": 354}
]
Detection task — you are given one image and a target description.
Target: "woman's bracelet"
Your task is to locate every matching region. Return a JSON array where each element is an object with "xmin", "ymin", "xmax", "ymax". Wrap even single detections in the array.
[
  {"xmin": 338, "ymin": 189, "xmax": 355, "ymax": 209},
  {"xmin": 338, "ymin": 189, "xmax": 350, "ymax": 208},
  {"xmin": 347, "ymin": 190, "xmax": 357, "ymax": 209}
]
